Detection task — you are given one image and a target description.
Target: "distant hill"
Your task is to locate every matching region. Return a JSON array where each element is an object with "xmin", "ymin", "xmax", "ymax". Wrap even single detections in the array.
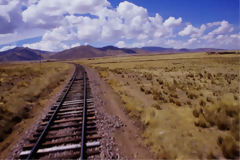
[
  {"xmin": 139, "ymin": 46, "xmax": 224, "ymax": 53},
  {"xmin": 0, "ymin": 45, "xmax": 227, "ymax": 62},
  {"xmin": 98, "ymin": 46, "xmax": 136, "ymax": 54},
  {"xmin": 0, "ymin": 47, "xmax": 50, "ymax": 62},
  {"xmin": 50, "ymin": 45, "xmax": 133, "ymax": 60},
  {"xmin": 140, "ymin": 46, "xmax": 176, "ymax": 52}
]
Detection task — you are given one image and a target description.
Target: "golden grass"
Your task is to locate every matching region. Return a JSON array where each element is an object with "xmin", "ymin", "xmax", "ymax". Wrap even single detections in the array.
[
  {"xmin": 0, "ymin": 62, "xmax": 73, "ymax": 141},
  {"xmin": 76, "ymin": 52, "xmax": 240, "ymax": 159}
]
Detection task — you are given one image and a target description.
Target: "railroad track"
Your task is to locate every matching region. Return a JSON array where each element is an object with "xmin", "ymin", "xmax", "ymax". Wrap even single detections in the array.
[{"xmin": 19, "ymin": 64, "xmax": 101, "ymax": 159}]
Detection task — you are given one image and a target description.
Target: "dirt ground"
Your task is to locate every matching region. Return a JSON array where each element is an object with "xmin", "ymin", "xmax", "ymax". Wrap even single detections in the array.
[
  {"xmin": 85, "ymin": 66, "xmax": 153, "ymax": 159},
  {"xmin": 0, "ymin": 65, "xmax": 75, "ymax": 159}
]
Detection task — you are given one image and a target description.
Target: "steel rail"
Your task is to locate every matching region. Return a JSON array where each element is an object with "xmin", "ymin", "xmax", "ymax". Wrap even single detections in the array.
[
  {"xmin": 80, "ymin": 71, "xmax": 87, "ymax": 160},
  {"xmin": 26, "ymin": 64, "xmax": 78, "ymax": 160}
]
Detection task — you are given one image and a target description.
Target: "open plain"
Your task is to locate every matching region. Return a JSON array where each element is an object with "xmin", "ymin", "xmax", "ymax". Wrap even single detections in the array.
[
  {"xmin": 76, "ymin": 52, "xmax": 240, "ymax": 159},
  {"xmin": 0, "ymin": 52, "xmax": 239, "ymax": 159}
]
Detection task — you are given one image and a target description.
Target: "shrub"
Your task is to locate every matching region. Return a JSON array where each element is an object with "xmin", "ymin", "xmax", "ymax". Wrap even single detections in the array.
[
  {"xmin": 216, "ymin": 113, "xmax": 230, "ymax": 130},
  {"xmin": 173, "ymin": 79, "xmax": 178, "ymax": 85},
  {"xmin": 204, "ymin": 105, "xmax": 218, "ymax": 126},
  {"xmin": 231, "ymin": 117, "xmax": 240, "ymax": 141},
  {"xmin": 169, "ymin": 98, "xmax": 175, "ymax": 104},
  {"xmin": 99, "ymin": 71, "xmax": 109, "ymax": 78},
  {"xmin": 199, "ymin": 99, "xmax": 206, "ymax": 107},
  {"xmin": 157, "ymin": 78, "xmax": 164, "ymax": 85},
  {"xmin": 175, "ymin": 100, "xmax": 181, "ymax": 106},
  {"xmin": 187, "ymin": 100, "xmax": 192, "ymax": 105},
  {"xmin": 192, "ymin": 108, "xmax": 199, "ymax": 117},
  {"xmin": 95, "ymin": 66, "xmax": 109, "ymax": 71},
  {"xmin": 17, "ymin": 81, "xmax": 28, "ymax": 88},
  {"xmin": 221, "ymin": 93, "xmax": 238, "ymax": 117},
  {"xmin": 218, "ymin": 135, "xmax": 239, "ymax": 159},
  {"xmin": 145, "ymin": 89, "xmax": 152, "ymax": 95},
  {"xmin": 194, "ymin": 114, "xmax": 209, "ymax": 128},
  {"xmin": 187, "ymin": 91, "xmax": 198, "ymax": 99},
  {"xmin": 206, "ymin": 96, "xmax": 213, "ymax": 103},
  {"xmin": 166, "ymin": 81, "xmax": 176, "ymax": 91},
  {"xmin": 170, "ymin": 93, "xmax": 178, "ymax": 98},
  {"xmin": 234, "ymin": 95, "xmax": 238, "ymax": 101},
  {"xmin": 111, "ymin": 68, "xmax": 125, "ymax": 74},
  {"xmin": 140, "ymin": 85, "xmax": 145, "ymax": 92},
  {"xmin": 152, "ymin": 103, "xmax": 162, "ymax": 110},
  {"xmin": 207, "ymin": 73, "xmax": 213, "ymax": 79},
  {"xmin": 187, "ymin": 73, "xmax": 194, "ymax": 78},
  {"xmin": 11, "ymin": 116, "xmax": 22, "ymax": 123},
  {"xmin": 153, "ymin": 91, "xmax": 165, "ymax": 101},
  {"xmin": 144, "ymin": 72, "xmax": 153, "ymax": 80},
  {"xmin": 199, "ymin": 72, "xmax": 203, "ymax": 78},
  {"xmin": 163, "ymin": 90, "xmax": 168, "ymax": 95}
]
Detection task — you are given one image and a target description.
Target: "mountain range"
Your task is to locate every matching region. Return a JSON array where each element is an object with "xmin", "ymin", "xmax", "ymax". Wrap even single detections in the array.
[
  {"xmin": 0, "ymin": 45, "xmax": 225, "ymax": 62},
  {"xmin": 0, "ymin": 47, "xmax": 50, "ymax": 62}
]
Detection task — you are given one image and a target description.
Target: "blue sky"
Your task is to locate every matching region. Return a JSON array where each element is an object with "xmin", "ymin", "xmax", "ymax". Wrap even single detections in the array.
[
  {"xmin": 0, "ymin": 0, "xmax": 239, "ymax": 51},
  {"xmin": 110, "ymin": 0, "xmax": 239, "ymax": 26}
]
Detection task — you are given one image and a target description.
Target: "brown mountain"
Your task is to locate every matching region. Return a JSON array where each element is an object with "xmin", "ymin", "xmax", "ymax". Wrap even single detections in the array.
[
  {"xmin": 136, "ymin": 46, "xmax": 225, "ymax": 53},
  {"xmin": 50, "ymin": 45, "xmax": 136, "ymax": 60},
  {"xmin": 0, "ymin": 45, "xmax": 227, "ymax": 62},
  {"xmin": 0, "ymin": 47, "xmax": 49, "ymax": 62}
]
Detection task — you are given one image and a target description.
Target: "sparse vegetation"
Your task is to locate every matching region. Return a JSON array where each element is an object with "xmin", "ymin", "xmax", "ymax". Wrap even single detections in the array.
[
  {"xmin": 0, "ymin": 62, "xmax": 72, "ymax": 142},
  {"xmin": 76, "ymin": 52, "xmax": 240, "ymax": 159}
]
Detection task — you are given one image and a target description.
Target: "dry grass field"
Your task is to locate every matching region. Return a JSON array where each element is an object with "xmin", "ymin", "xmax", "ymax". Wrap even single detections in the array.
[
  {"xmin": 77, "ymin": 52, "xmax": 240, "ymax": 159},
  {"xmin": 0, "ymin": 62, "xmax": 73, "ymax": 142}
]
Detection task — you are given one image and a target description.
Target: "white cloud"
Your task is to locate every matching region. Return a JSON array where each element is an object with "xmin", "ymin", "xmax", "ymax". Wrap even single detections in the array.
[
  {"xmin": 0, "ymin": 0, "xmax": 238, "ymax": 51},
  {"xmin": 0, "ymin": 28, "xmax": 46, "ymax": 45},
  {"xmin": 42, "ymin": 26, "xmax": 73, "ymax": 41},
  {"xmin": 22, "ymin": 0, "xmax": 110, "ymax": 28},
  {"xmin": 115, "ymin": 41, "xmax": 126, "ymax": 48},
  {"xmin": 0, "ymin": 0, "xmax": 23, "ymax": 34},
  {"xmin": 71, "ymin": 43, "xmax": 80, "ymax": 48},
  {"xmin": 76, "ymin": 17, "xmax": 102, "ymax": 41},
  {"xmin": 163, "ymin": 16, "xmax": 182, "ymax": 27},
  {"xmin": 210, "ymin": 20, "xmax": 233, "ymax": 35},
  {"xmin": 207, "ymin": 21, "xmax": 221, "ymax": 27},
  {"xmin": 0, "ymin": 0, "xmax": 18, "ymax": 22},
  {"xmin": 23, "ymin": 40, "xmax": 70, "ymax": 51},
  {"xmin": 0, "ymin": 45, "xmax": 16, "ymax": 52},
  {"xmin": 117, "ymin": 1, "xmax": 148, "ymax": 21},
  {"xmin": 24, "ymin": 1, "xmax": 186, "ymax": 51},
  {"xmin": 179, "ymin": 24, "xmax": 206, "ymax": 37},
  {"xmin": 201, "ymin": 20, "xmax": 234, "ymax": 43}
]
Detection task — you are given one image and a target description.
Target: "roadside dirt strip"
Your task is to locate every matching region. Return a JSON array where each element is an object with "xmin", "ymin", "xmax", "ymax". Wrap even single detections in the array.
[{"xmin": 84, "ymin": 66, "xmax": 152, "ymax": 159}]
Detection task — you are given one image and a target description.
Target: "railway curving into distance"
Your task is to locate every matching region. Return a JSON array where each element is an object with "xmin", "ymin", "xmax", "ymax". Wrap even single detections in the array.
[{"xmin": 19, "ymin": 64, "xmax": 101, "ymax": 159}]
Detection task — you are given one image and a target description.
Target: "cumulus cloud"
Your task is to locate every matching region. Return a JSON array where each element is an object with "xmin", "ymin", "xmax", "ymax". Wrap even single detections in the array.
[
  {"xmin": 163, "ymin": 17, "xmax": 182, "ymax": 28},
  {"xmin": 71, "ymin": 43, "xmax": 80, "ymax": 48},
  {"xmin": 0, "ymin": 0, "xmax": 23, "ymax": 34},
  {"xmin": 201, "ymin": 20, "xmax": 234, "ymax": 42},
  {"xmin": 23, "ymin": 40, "xmax": 70, "ymax": 51},
  {"xmin": 115, "ymin": 41, "xmax": 126, "ymax": 48},
  {"xmin": 179, "ymin": 24, "xmax": 206, "ymax": 37},
  {"xmin": 23, "ymin": 1, "xmax": 185, "ymax": 51},
  {"xmin": 209, "ymin": 20, "xmax": 233, "ymax": 35},
  {"xmin": 0, "ymin": 0, "xmax": 238, "ymax": 51},
  {"xmin": 22, "ymin": 0, "xmax": 110, "ymax": 28},
  {"xmin": 0, "ymin": 45, "xmax": 16, "ymax": 52}
]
